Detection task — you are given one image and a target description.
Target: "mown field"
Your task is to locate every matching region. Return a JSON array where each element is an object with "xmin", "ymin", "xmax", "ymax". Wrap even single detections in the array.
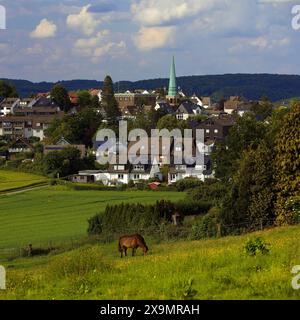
[
  {"xmin": 0, "ymin": 186, "xmax": 185, "ymax": 249},
  {"xmin": 0, "ymin": 170, "xmax": 48, "ymax": 192},
  {"xmin": 0, "ymin": 225, "xmax": 299, "ymax": 300}
]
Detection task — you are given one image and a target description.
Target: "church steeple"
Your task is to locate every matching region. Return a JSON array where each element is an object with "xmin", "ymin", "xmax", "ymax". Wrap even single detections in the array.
[
  {"xmin": 166, "ymin": 56, "xmax": 178, "ymax": 105},
  {"xmin": 168, "ymin": 56, "xmax": 177, "ymax": 97}
]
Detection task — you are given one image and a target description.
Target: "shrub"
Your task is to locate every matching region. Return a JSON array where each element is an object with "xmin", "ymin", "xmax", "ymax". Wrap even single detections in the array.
[
  {"xmin": 48, "ymin": 246, "xmax": 111, "ymax": 279},
  {"xmin": 190, "ymin": 207, "xmax": 221, "ymax": 240},
  {"xmin": 175, "ymin": 177, "xmax": 203, "ymax": 191},
  {"xmin": 0, "ymin": 158, "xmax": 6, "ymax": 167},
  {"xmin": 87, "ymin": 200, "xmax": 176, "ymax": 236},
  {"xmin": 176, "ymin": 200, "xmax": 212, "ymax": 216},
  {"xmin": 187, "ymin": 179, "xmax": 227, "ymax": 205},
  {"xmin": 243, "ymin": 237, "xmax": 270, "ymax": 256},
  {"xmin": 128, "ymin": 180, "xmax": 135, "ymax": 188},
  {"xmin": 5, "ymin": 160, "xmax": 22, "ymax": 169}
]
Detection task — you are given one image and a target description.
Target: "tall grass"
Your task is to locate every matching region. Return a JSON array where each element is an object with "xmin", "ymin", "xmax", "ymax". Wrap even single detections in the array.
[{"xmin": 0, "ymin": 225, "xmax": 299, "ymax": 300}]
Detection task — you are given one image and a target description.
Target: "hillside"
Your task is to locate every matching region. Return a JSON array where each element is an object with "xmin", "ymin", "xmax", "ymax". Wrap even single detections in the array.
[
  {"xmin": 0, "ymin": 224, "xmax": 299, "ymax": 300},
  {"xmin": 2, "ymin": 74, "xmax": 300, "ymax": 101}
]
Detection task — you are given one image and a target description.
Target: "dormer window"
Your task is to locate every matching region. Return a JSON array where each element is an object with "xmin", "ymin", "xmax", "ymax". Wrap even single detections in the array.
[{"xmin": 133, "ymin": 165, "xmax": 144, "ymax": 171}]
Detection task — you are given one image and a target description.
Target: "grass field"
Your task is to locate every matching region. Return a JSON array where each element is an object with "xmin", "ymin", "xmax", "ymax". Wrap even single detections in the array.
[
  {"xmin": 0, "ymin": 224, "xmax": 299, "ymax": 300},
  {"xmin": 0, "ymin": 170, "xmax": 48, "ymax": 192},
  {"xmin": 0, "ymin": 186, "xmax": 185, "ymax": 249}
]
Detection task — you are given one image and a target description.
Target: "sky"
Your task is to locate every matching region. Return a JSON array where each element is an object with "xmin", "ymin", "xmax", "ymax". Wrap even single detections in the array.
[{"xmin": 0, "ymin": 0, "xmax": 299, "ymax": 82}]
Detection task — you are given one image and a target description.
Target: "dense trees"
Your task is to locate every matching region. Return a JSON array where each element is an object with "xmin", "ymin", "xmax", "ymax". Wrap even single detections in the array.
[
  {"xmin": 212, "ymin": 113, "xmax": 266, "ymax": 181},
  {"xmin": 101, "ymin": 76, "xmax": 121, "ymax": 128},
  {"xmin": 45, "ymin": 108, "xmax": 103, "ymax": 147},
  {"xmin": 200, "ymin": 104, "xmax": 300, "ymax": 235},
  {"xmin": 43, "ymin": 147, "xmax": 82, "ymax": 178},
  {"xmin": 274, "ymin": 103, "xmax": 300, "ymax": 225},
  {"xmin": 0, "ymin": 80, "xmax": 18, "ymax": 98},
  {"xmin": 8, "ymin": 74, "xmax": 300, "ymax": 101},
  {"xmin": 50, "ymin": 84, "xmax": 72, "ymax": 113}
]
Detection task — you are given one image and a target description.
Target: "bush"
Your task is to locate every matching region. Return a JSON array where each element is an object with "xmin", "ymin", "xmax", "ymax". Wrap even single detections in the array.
[
  {"xmin": 175, "ymin": 177, "xmax": 203, "ymax": 191},
  {"xmin": 0, "ymin": 158, "xmax": 6, "ymax": 167},
  {"xmin": 243, "ymin": 237, "xmax": 270, "ymax": 256},
  {"xmin": 128, "ymin": 180, "xmax": 135, "ymax": 188},
  {"xmin": 48, "ymin": 246, "xmax": 111, "ymax": 279},
  {"xmin": 187, "ymin": 179, "xmax": 227, "ymax": 205},
  {"xmin": 176, "ymin": 200, "xmax": 212, "ymax": 217},
  {"xmin": 88, "ymin": 200, "xmax": 176, "ymax": 236},
  {"xmin": 190, "ymin": 207, "xmax": 221, "ymax": 240}
]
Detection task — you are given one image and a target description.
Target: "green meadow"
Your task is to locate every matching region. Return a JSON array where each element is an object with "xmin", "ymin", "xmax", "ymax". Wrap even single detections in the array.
[
  {"xmin": 0, "ymin": 185, "xmax": 185, "ymax": 248},
  {"xmin": 0, "ymin": 170, "xmax": 48, "ymax": 192},
  {"xmin": 0, "ymin": 224, "xmax": 299, "ymax": 300}
]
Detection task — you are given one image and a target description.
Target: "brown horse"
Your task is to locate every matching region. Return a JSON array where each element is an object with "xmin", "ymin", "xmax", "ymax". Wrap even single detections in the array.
[{"xmin": 118, "ymin": 234, "xmax": 149, "ymax": 258}]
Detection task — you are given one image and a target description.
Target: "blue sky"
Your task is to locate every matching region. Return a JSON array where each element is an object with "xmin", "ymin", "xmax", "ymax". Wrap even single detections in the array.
[{"xmin": 0, "ymin": 0, "xmax": 299, "ymax": 82}]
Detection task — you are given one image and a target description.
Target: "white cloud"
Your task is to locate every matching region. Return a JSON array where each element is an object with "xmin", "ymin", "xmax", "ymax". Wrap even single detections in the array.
[
  {"xmin": 93, "ymin": 41, "xmax": 126, "ymax": 59},
  {"xmin": 74, "ymin": 30, "xmax": 110, "ymax": 49},
  {"xmin": 66, "ymin": 5, "xmax": 102, "ymax": 36},
  {"xmin": 30, "ymin": 19, "xmax": 57, "ymax": 38},
  {"xmin": 26, "ymin": 44, "xmax": 43, "ymax": 55},
  {"xmin": 133, "ymin": 26, "xmax": 175, "ymax": 51},
  {"xmin": 230, "ymin": 36, "xmax": 290, "ymax": 52},
  {"xmin": 131, "ymin": 0, "xmax": 215, "ymax": 26}
]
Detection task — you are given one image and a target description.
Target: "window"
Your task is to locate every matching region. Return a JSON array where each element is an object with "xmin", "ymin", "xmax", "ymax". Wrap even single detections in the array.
[
  {"xmin": 114, "ymin": 165, "xmax": 125, "ymax": 171},
  {"xmin": 118, "ymin": 174, "xmax": 124, "ymax": 179},
  {"xmin": 134, "ymin": 174, "xmax": 140, "ymax": 180},
  {"xmin": 134, "ymin": 165, "xmax": 144, "ymax": 171},
  {"xmin": 175, "ymin": 165, "xmax": 186, "ymax": 171},
  {"xmin": 177, "ymin": 114, "xmax": 184, "ymax": 120}
]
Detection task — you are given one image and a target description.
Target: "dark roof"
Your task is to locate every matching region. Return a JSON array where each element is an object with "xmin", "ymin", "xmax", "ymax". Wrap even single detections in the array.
[
  {"xmin": 8, "ymin": 138, "xmax": 34, "ymax": 150},
  {"xmin": 32, "ymin": 97, "xmax": 59, "ymax": 108},
  {"xmin": 157, "ymin": 101, "xmax": 174, "ymax": 114},
  {"xmin": 177, "ymin": 101, "xmax": 200, "ymax": 114}
]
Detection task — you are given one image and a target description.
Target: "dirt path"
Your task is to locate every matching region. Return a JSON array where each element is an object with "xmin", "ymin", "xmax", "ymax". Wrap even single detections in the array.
[{"xmin": 0, "ymin": 183, "xmax": 49, "ymax": 196}]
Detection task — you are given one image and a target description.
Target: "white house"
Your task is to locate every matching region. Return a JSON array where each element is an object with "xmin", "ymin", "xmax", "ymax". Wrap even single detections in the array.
[{"xmin": 176, "ymin": 101, "xmax": 202, "ymax": 120}]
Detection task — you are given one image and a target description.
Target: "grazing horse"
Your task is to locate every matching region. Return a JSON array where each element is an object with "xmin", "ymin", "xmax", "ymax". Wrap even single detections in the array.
[{"xmin": 118, "ymin": 234, "xmax": 149, "ymax": 258}]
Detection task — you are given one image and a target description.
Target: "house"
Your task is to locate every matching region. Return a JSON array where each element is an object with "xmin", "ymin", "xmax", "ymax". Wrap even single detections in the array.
[
  {"xmin": 68, "ymin": 92, "xmax": 79, "ymax": 106},
  {"xmin": 176, "ymin": 101, "xmax": 202, "ymax": 120},
  {"xmin": 155, "ymin": 101, "xmax": 174, "ymax": 114},
  {"xmin": 0, "ymin": 113, "xmax": 63, "ymax": 141},
  {"xmin": 89, "ymin": 89, "xmax": 102, "ymax": 103},
  {"xmin": 190, "ymin": 94, "xmax": 203, "ymax": 107},
  {"xmin": 72, "ymin": 174, "xmax": 95, "ymax": 184},
  {"xmin": 121, "ymin": 106, "xmax": 139, "ymax": 120},
  {"xmin": 44, "ymin": 137, "xmax": 86, "ymax": 158},
  {"xmin": 195, "ymin": 115, "xmax": 236, "ymax": 142},
  {"xmin": 0, "ymin": 116, "xmax": 34, "ymax": 139},
  {"xmin": 115, "ymin": 91, "xmax": 156, "ymax": 111},
  {"xmin": 224, "ymin": 96, "xmax": 251, "ymax": 115},
  {"xmin": 7, "ymin": 138, "xmax": 34, "ymax": 159},
  {"xmin": 0, "ymin": 98, "xmax": 19, "ymax": 117},
  {"xmin": 168, "ymin": 155, "xmax": 214, "ymax": 184}
]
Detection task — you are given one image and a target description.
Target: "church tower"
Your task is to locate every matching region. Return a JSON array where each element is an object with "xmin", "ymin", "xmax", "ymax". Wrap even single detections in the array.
[{"xmin": 166, "ymin": 56, "xmax": 179, "ymax": 105}]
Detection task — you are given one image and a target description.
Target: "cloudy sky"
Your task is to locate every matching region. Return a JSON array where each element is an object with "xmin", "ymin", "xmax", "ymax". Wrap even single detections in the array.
[{"xmin": 0, "ymin": 0, "xmax": 299, "ymax": 82}]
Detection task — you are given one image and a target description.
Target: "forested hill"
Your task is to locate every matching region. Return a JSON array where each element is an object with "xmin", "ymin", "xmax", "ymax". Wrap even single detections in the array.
[{"xmin": 2, "ymin": 73, "xmax": 300, "ymax": 101}]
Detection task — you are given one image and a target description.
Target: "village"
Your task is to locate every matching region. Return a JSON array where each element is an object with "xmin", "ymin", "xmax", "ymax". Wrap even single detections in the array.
[{"xmin": 0, "ymin": 57, "xmax": 256, "ymax": 188}]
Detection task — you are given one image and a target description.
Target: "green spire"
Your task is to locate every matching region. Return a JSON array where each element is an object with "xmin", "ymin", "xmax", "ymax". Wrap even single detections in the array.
[{"xmin": 168, "ymin": 56, "xmax": 177, "ymax": 97}]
